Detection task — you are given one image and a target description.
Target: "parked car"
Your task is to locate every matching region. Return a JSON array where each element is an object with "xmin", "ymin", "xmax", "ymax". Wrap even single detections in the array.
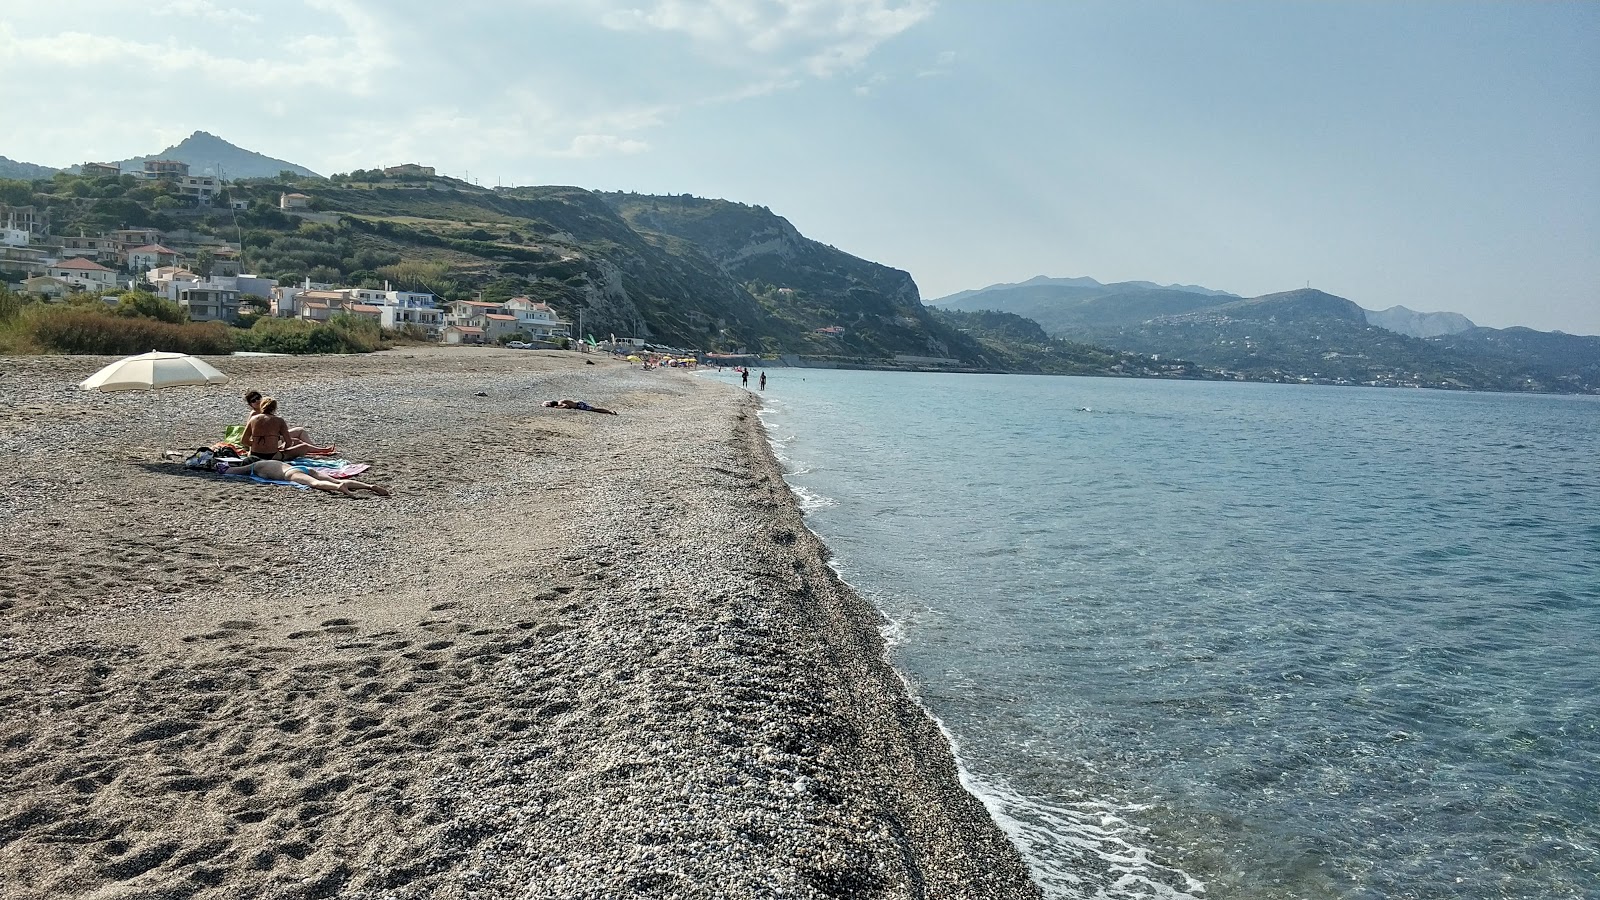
[{"xmin": 507, "ymin": 341, "xmax": 530, "ymax": 349}]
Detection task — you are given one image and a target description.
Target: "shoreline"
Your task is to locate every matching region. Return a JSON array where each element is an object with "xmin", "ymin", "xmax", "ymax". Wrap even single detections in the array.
[{"xmin": 0, "ymin": 349, "xmax": 1041, "ymax": 898}]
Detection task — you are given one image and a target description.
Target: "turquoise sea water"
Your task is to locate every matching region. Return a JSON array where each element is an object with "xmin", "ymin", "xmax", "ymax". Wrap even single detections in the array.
[{"xmin": 711, "ymin": 369, "xmax": 1599, "ymax": 900}]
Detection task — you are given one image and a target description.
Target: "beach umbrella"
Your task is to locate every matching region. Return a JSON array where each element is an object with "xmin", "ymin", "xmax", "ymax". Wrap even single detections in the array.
[{"xmin": 79, "ymin": 351, "xmax": 230, "ymax": 392}]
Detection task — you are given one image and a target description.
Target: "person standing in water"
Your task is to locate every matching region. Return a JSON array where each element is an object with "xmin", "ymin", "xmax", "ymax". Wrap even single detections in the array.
[
  {"xmin": 741, "ymin": 368, "xmax": 749, "ymax": 387},
  {"xmin": 759, "ymin": 371, "xmax": 767, "ymax": 391}
]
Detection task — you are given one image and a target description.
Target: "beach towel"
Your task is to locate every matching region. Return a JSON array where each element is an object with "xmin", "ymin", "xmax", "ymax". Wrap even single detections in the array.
[
  {"xmin": 243, "ymin": 473, "xmax": 311, "ymax": 490},
  {"xmin": 223, "ymin": 424, "xmax": 245, "ymax": 445},
  {"xmin": 291, "ymin": 459, "xmax": 369, "ymax": 478}
]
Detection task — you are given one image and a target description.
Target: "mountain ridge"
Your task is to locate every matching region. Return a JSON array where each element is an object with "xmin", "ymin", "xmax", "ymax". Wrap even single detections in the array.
[{"xmin": 930, "ymin": 279, "xmax": 1597, "ymax": 391}]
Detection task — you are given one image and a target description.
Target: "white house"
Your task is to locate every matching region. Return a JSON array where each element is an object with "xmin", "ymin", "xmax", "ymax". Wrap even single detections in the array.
[
  {"xmin": 502, "ymin": 296, "xmax": 571, "ymax": 339},
  {"xmin": 269, "ymin": 278, "xmax": 337, "ymax": 317},
  {"xmin": 445, "ymin": 299, "xmax": 503, "ymax": 327},
  {"xmin": 279, "ymin": 192, "xmax": 311, "ymax": 210},
  {"xmin": 127, "ymin": 244, "xmax": 183, "ymax": 271},
  {"xmin": 1, "ymin": 226, "xmax": 29, "ymax": 247},
  {"xmin": 47, "ymin": 257, "xmax": 118, "ymax": 291}
]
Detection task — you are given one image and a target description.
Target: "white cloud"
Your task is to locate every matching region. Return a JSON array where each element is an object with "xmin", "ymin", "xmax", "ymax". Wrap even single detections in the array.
[
  {"xmin": 555, "ymin": 135, "xmax": 652, "ymax": 158},
  {"xmin": 917, "ymin": 48, "xmax": 957, "ymax": 77},
  {"xmin": 589, "ymin": 0, "xmax": 933, "ymax": 76},
  {"xmin": 154, "ymin": 0, "xmax": 262, "ymax": 26}
]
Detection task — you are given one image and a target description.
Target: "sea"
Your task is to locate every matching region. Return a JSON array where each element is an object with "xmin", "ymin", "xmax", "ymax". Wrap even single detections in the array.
[{"xmin": 705, "ymin": 368, "xmax": 1599, "ymax": 900}]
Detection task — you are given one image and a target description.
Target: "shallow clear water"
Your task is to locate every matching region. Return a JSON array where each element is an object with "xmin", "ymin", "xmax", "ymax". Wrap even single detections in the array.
[{"xmin": 716, "ymin": 369, "xmax": 1600, "ymax": 900}]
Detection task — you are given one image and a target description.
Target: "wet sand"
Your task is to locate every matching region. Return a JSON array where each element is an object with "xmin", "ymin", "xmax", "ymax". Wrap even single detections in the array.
[{"xmin": 0, "ymin": 348, "xmax": 1041, "ymax": 899}]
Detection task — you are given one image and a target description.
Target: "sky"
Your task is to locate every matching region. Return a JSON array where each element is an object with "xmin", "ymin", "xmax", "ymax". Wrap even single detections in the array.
[{"xmin": 3, "ymin": 1, "xmax": 1596, "ymax": 333}]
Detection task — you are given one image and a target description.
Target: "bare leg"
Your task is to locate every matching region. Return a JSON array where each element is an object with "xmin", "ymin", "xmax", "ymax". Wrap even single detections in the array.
[
  {"xmin": 285, "ymin": 470, "xmax": 350, "ymax": 495},
  {"xmin": 286, "ymin": 469, "xmax": 389, "ymax": 497},
  {"xmin": 341, "ymin": 479, "xmax": 391, "ymax": 497},
  {"xmin": 287, "ymin": 426, "xmax": 335, "ymax": 454}
]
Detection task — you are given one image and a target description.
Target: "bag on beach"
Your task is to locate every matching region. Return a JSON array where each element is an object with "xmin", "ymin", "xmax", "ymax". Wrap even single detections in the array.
[{"xmin": 182, "ymin": 448, "xmax": 217, "ymax": 470}]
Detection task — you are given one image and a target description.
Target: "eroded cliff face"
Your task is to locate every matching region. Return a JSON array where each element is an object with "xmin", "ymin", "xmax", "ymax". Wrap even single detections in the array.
[
  {"xmin": 598, "ymin": 192, "xmax": 991, "ymax": 362},
  {"xmin": 575, "ymin": 257, "xmax": 651, "ymax": 339}
]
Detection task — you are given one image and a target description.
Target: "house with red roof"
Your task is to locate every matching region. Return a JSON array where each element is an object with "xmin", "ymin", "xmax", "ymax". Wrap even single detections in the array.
[
  {"xmin": 482, "ymin": 312, "xmax": 521, "ymax": 340},
  {"xmin": 503, "ymin": 296, "xmax": 572, "ymax": 340},
  {"xmin": 441, "ymin": 324, "xmax": 486, "ymax": 345},
  {"xmin": 46, "ymin": 256, "xmax": 118, "ymax": 291},
  {"xmin": 127, "ymin": 244, "xmax": 183, "ymax": 271}
]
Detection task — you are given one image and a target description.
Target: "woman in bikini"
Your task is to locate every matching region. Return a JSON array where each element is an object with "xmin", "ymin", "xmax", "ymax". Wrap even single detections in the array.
[
  {"xmin": 218, "ymin": 458, "xmax": 390, "ymax": 498},
  {"xmin": 241, "ymin": 390, "xmax": 333, "ymax": 456},
  {"xmin": 241, "ymin": 396, "xmax": 323, "ymax": 462}
]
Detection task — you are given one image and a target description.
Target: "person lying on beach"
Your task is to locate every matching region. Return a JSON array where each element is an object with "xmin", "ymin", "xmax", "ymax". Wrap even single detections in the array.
[
  {"xmin": 217, "ymin": 458, "xmax": 391, "ymax": 497},
  {"xmin": 241, "ymin": 396, "xmax": 325, "ymax": 462},
  {"xmin": 542, "ymin": 399, "xmax": 618, "ymax": 415},
  {"xmin": 242, "ymin": 389, "xmax": 333, "ymax": 456}
]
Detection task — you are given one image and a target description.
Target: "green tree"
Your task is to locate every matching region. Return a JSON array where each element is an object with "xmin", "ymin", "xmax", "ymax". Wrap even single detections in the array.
[
  {"xmin": 114, "ymin": 290, "xmax": 186, "ymax": 324},
  {"xmin": 0, "ymin": 179, "xmax": 33, "ymax": 205},
  {"xmin": 195, "ymin": 249, "xmax": 216, "ymax": 278}
]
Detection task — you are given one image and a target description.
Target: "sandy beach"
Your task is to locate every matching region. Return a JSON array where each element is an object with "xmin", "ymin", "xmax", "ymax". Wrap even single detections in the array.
[{"xmin": 0, "ymin": 348, "xmax": 1040, "ymax": 899}]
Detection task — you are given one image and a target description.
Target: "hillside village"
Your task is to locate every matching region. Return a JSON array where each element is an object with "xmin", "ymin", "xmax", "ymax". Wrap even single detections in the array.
[{"xmin": 2, "ymin": 159, "xmax": 575, "ymax": 347}]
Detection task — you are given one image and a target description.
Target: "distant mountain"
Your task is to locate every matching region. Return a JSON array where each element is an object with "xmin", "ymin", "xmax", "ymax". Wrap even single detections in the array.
[
  {"xmin": 930, "ymin": 275, "xmax": 1236, "ymax": 309},
  {"xmin": 113, "ymin": 131, "xmax": 320, "ymax": 180},
  {"xmin": 934, "ymin": 281, "xmax": 1597, "ymax": 392},
  {"xmin": 1428, "ymin": 326, "xmax": 1600, "ymax": 388},
  {"xmin": 0, "ymin": 156, "xmax": 61, "ymax": 180},
  {"xmin": 1365, "ymin": 305, "xmax": 1476, "ymax": 338}
]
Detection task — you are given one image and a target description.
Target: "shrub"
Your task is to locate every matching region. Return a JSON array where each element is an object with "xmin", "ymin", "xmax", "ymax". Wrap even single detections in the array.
[
  {"xmin": 27, "ymin": 307, "xmax": 234, "ymax": 355},
  {"xmin": 114, "ymin": 290, "xmax": 186, "ymax": 324},
  {"xmin": 232, "ymin": 313, "xmax": 384, "ymax": 354}
]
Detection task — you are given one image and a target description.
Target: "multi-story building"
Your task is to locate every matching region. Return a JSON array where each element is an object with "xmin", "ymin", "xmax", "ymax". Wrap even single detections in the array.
[
  {"xmin": 142, "ymin": 159, "xmax": 189, "ymax": 180},
  {"xmin": 173, "ymin": 281, "xmax": 241, "ymax": 322},
  {"xmin": 126, "ymin": 244, "xmax": 183, "ymax": 271},
  {"xmin": 47, "ymin": 257, "xmax": 118, "ymax": 291},
  {"xmin": 56, "ymin": 232, "xmax": 121, "ymax": 264},
  {"xmin": 0, "ymin": 204, "xmax": 48, "ymax": 238},
  {"xmin": 383, "ymin": 163, "xmax": 435, "ymax": 177},
  {"xmin": 80, "ymin": 162, "xmax": 120, "ymax": 178},
  {"xmin": 503, "ymin": 296, "xmax": 572, "ymax": 340},
  {"xmin": 176, "ymin": 174, "xmax": 221, "ymax": 202},
  {"xmin": 108, "ymin": 228, "xmax": 164, "ymax": 252}
]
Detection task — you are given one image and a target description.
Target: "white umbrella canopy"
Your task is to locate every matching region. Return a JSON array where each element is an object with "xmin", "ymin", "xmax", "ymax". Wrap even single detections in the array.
[{"xmin": 79, "ymin": 351, "xmax": 230, "ymax": 392}]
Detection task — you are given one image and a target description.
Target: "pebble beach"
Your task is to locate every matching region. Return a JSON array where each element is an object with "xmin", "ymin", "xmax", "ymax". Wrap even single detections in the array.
[{"xmin": 0, "ymin": 348, "xmax": 1041, "ymax": 899}]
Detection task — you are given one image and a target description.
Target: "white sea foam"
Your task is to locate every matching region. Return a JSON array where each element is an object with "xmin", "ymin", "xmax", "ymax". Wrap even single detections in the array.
[
  {"xmin": 958, "ymin": 769, "xmax": 1206, "ymax": 900},
  {"xmin": 787, "ymin": 484, "xmax": 836, "ymax": 512}
]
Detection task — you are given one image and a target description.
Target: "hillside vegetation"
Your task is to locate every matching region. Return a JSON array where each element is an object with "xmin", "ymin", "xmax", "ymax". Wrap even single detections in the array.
[{"xmin": 9, "ymin": 166, "xmax": 1027, "ymax": 362}]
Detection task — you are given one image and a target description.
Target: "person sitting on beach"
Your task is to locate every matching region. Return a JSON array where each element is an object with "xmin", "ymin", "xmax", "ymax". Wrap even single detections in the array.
[
  {"xmin": 242, "ymin": 389, "xmax": 333, "ymax": 455},
  {"xmin": 241, "ymin": 396, "xmax": 324, "ymax": 462},
  {"xmin": 542, "ymin": 399, "xmax": 618, "ymax": 415},
  {"xmin": 217, "ymin": 458, "xmax": 391, "ymax": 498}
]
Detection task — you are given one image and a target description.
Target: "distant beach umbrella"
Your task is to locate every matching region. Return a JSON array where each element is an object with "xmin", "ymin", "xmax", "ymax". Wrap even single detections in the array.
[{"xmin": 78, "ymin": 351, "xmax": 230, "ymax": 392}]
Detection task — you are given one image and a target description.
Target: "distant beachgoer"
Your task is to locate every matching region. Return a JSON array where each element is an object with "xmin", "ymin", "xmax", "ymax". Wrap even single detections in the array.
[
  {"xmin": 242, "ymin": 389, "xmax": 332, "ymax": 455},
  {"xmin": 542, "ymin": 399, "xmax": 618, "ymax": 415},
  {"xmin": 759, "ymin": 372, "xmax": 767, "ymax": 391},
  {"xmin": 218, "ymin": 459, "xmax": 390, "ymax": 497},
  {"xmin": 741, "ymin": 369, "xmax": 749, "ymax": 387},
  {"xmin": 241, "ymin": 396, "xmax": 323, "ymax": 462}
]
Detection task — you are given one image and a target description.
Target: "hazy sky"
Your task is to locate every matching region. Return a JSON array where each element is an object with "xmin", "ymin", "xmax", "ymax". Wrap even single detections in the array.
[{"xmin": 4, "ymin": 1, "xmax": 1596, "ymax": 333}]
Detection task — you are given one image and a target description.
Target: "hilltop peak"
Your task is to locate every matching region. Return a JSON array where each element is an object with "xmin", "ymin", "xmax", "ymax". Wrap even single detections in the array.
[{"xmin": 114, "ymin": 131, "xmax": 321, "ymax": 180}]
